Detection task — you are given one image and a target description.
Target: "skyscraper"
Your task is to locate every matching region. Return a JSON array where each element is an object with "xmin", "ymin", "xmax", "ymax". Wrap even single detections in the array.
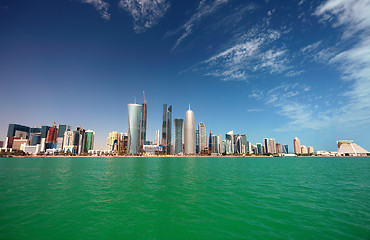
[
  {"xmin": 155, "ymin": 130, "xmax": 160, "ymax": 146},
  {"xmin": 211, "ymin": 134, "xmax": 221, "ymax": 154},
  {"xmin": 293, "ymin": 137, "xmax": 301, "ymax": 155},
  {"xmin": 162, "ymin": 104, "xmax": 172, "ymax": 154},
  {"xmin": 76, "ymin": 126, "xmax": 85, "ymax": 154},
  {"xmin": 45, "ymin": 124, "xmax": 58, "ymax": 150},
  {"xmin": 269, "ymin": 138, "xmax": 276, "ymax": 153},
  {"xmin": 264, "ymin": 138, "xmax": 269, "ymax": 153},
  {"xmin": 174, "ymin": 118, "xmax": 183, "ymax": 154},
  {"xmin": 128, "ymin": 103, "xmax": 143, "ymax": 155},
  {"xmin": 198, "ymin": 122, "xmax": 206, "ymax": 153},
  {"xmin": 256, "ymin": 143, "xmax": 262, "ymax": 154},
  {"xmin": 184, "ymin": 106, "xmax": 196, "ymax": 154},
  {"xmin": 107, "ymin": 131, "xmax": 119, "ymax": 151},
  {"xmin": 84, "ymin": 130, "xmax": 95, "ymax": 152},
  {"xmin": 141, "ymin": 102, "xmax": 147, "ymax": 148},
  {"xmin": 56, "ymin": 124, "xmax": 71, "ymax": 150},
  {"xmin": 301, "ymin": 145, "xmax": 308, "ymax": 154},
  {"xmin": 276, "ymin": 143, "xmax": 281, "ymax": 154},
  {"xmin": 282, "ymin": 144, "xmax": 289, "ymax": 153},
  {"xmin": 208, "ymin": 130, "xmax": 213, "ymax": 154},
  {"xmin": 226, "ymin": 131, "xmax": 234, "ymax": 154}
]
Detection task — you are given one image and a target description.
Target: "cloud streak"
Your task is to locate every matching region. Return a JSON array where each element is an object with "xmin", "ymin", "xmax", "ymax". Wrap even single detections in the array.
[
  {"xmin": 82, "ymin": 0, "xmax": 110, "ymax": 20},
  {"xmin": 171, "ymin": 0, "xmax": 229, "ymax": 51},
  {"xmin": 119, "ymin": 0, "xmax": 170, "ymax": 33}
]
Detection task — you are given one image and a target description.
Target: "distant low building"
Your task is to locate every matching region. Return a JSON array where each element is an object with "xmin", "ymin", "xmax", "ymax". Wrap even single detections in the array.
[{"xmin": 337, "ymin": 140, "xmax": 369, "ymax": 156}]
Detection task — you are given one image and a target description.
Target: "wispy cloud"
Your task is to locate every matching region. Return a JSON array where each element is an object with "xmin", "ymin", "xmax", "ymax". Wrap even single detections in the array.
[
  {"xmin": 247, "ymin": 109, "xmax": 263, "ymax": 112},
  {"xmin": 82, "ymin": 0, "xmax": 110, "ymax": 20},
  {"xmin": 119, "ymin": 0, "xmax": 170, "ymax": 33},
  {"xmin": 194, "ymin": 20, "xmax": 294, "ymax": 81},
  {"xmin": 171, "ymin": 0, "xmax": 229, "ymax": 51},
  {"xmin": 314, "ymin": 0, "xmax": 370, "ymax": 124}
]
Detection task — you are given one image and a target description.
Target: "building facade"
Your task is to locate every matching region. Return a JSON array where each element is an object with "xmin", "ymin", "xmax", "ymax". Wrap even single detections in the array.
[
  {"xmin": 184, "ymin": 107, "xmax": 196, "ymax": 154},
  {"xmin": 162, "ymin": 104, "xmax": 172, "ymax": 154},
  {"xmin": 198, "ymin": 122, "xmax": 206, "ymax": 153},
  {"xmin": 128, "ymin": 103, "xmax": 143, "ymax": 155},
  {"xmin": 293, "ymin": 137, "xmax": 301, "ymax": 155},
  {"xmin": 174, "ymin": 118, "xmax": 183, "ymax": 154}
]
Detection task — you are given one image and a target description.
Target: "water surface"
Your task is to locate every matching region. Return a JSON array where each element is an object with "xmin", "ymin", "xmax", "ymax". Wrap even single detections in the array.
[{"xmin": 1, "ymin": 157, "xmax": 369, "ymax": 239}]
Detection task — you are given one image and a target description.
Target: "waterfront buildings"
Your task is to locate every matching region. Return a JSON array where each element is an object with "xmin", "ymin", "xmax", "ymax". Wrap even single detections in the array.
[
  {"xmin": 211, "ymin": 134, "xmax": 221, "ymax": 154},
  {"xmin": 276, "ymin": 143, "xmax": 281, "ymax": 154},
  {"xmin": 208, "ymin": 131, "xmax": 213, "ymax": 154},
  {"xmin": 174, "ymin": 118, "xmax": 184, "ymax": 154},
  {"xmin": 162, "ymin": 104, "xmax": 172, "ymax": 154},
  {"xmin": 337, "ymin": 140, "xmax": 369, "ymax": 156},
  {"xmin": 184, "ymin": 107, "xmax": 196, "ymax": 154},
  {"xmin": 225, "ymin": 131, "xmax": 234, "ymax": 154},
  {"xmin": 301, "ymin": 145, "xmax": 308, "ymax": 154},
  {"xmin": 308, "ymin": 146, "xmax": 314, "ymax": 154},
  {"xmin": 294, "ymin": 137, "xmax": 301, "ymax": 155},
  {"xmin": 57, "ymin": 125, "xmax": 71, "ymax": 150},
  {"xmin": 198, "ymin": 122, "xmax": 206, "ymax": 153},
  {"xmin": 45, "ymin": 124, "xmax": 58, "ymax": 150},
  {"xmin": 127, "ymin": 103, "xmax": 144, "ymax": 155},
  {"xmin": 256, "ymin": 143, "xmax": 262, "ymax": 154}
]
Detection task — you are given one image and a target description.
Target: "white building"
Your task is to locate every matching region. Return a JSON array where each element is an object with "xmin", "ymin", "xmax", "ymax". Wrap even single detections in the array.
[{"xmin": 337, "ymin": 140, "xmax": 369, "ymax": 156}]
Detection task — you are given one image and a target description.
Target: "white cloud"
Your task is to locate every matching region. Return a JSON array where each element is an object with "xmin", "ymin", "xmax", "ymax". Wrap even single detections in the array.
[
  {"xmin": 171, "ymin": 0, "xmax": 229, "ymax": 51},
  {"xmin": 119, "ymin": 0, "xmax": 170, "ymax": 33},
  {"xmin": 195, "ymin": 22, "xmax": 293, "ymax": 81},
  {"xmin": 315, "ymin": 0, "xmax": 370, "ymax": 124},
  {"xmin": 82, "ymin": 0, "xmax": 110, "ymax": 20}
]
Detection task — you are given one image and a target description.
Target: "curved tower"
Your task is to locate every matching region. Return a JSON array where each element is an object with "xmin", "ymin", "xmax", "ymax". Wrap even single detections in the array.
[
  {"xmin": 174, "ymin": 118, "xmax": 184, "ymax": 154},
  {"xmin": 128, "ymin": 104, "xmax": 143, "ymax": 155},
  {"xmin": 184, "ymin": 107, "xmax": 196, "ymax": 154}
]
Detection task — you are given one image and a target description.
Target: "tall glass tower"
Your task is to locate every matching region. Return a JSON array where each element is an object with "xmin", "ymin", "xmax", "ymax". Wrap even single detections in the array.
[
  {"xmin": 184, "ymin": 107, "xmax": 196, "ymax": 154},
  {"xmin": 162, "ymin": 104, "xmax": 172, "ymax": 154},
  {"xmin": 128, "ymin": 103, "xmax": 143, "ymax": 155},
  {"xmin": 174, "ymin": 118, "xmax": 183, "ymax": 154}
]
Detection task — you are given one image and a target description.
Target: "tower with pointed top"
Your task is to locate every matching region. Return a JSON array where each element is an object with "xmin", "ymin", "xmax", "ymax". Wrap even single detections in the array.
[{"xmin": 184, "ymin": 106, "xmax": 196, "ymax": 154}]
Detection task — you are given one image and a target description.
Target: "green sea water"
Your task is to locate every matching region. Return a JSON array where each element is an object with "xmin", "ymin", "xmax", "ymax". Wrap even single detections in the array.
[{"xmin": 0, "ymin": 157, "xmax": 369, "ymax": 239}]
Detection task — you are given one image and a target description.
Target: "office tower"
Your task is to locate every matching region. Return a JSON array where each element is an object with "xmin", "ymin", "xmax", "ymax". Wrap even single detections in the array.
[
  {"xmin": 301, "ymin": 145, "xmax": 308, "ymax": 154},
  {"xmin": 45, "ymin": 125, "xmax": 58, "ymax": 150},
  {"xmin": 208, "ymin": 130, "xmax": 213, "ymax": 154},
  {"xmin": 128, "ymin": 103, "xmax": 143, "ymax": 155},
  {"xmin": 184, "ymin": 106, "xmax": 196, "ymax": 154},
  {"xmin": 308, "ymin": 146, "xmax": 314, "ymax": 154},
  {"xmin": 256, "ymin": 143, "xmax": 262, "ymax": 154},
  {"xmin": 276, "ymin": 143, "xmax": 281, "ymax": 154},
  {"xmin": 211, "ymin": 134, "xmax": 221, "ymax": 154},
  {"xmin": 225, "ymin": 131, "xmax": 234, "ymax": 154},
  {"xmin": 84, "ymin": 130, "xmax": 95, "ymax": 152},
  {"xmin": 56, "ymin": 124, "xmax": 71, "ymax": 150},
  {"xmin": 118, "ymin": 132, "xmax": 128, "ymax": 153},
  {"xmin": 196, "ymin": 129, "xmax": 199, "ymax": 153},
  {"xmin": 40, "ymin": 126, "xmax": 50, "ymax": 152},
  {"xmin": 155, "ymin": 130, "xmax": 160, "ymax": 146},
  {"xmin": 221, "ymin": 140, "xmax": 226, "ymax": 154},
  {"xmin": 282, "ymin": 144, "xmax": 289, "ymax": 153},
  {"xmin": 5, "ymin": 124, "xmax": 30, "ymax": 148},
  {"xmin": 241, "ymin": 134, "xmax": 247, "ymax": 154},
  {"xmin": 63, "ymin": 131, "xmax": 76, "ymax": 153},
  {"xmin": 107, "ymin": 131, "xmax": 119, "ymax": 151},
  {"xmin": 29, "ymin": 127, "xmax": 41, "ymax": 146},
  {"xmin": 162, "ymin": 104, "xmax": 172, "ymax": 154},
  {"xmin": 198, "ymin": 122, "xmax": 206, "ymax": 153},
  {"xmin": 293, "ymin": 137, "xmax": 301, "ymax": 155},
  {"xmin": 268, "ymin": 138, "xmax": 276, "ymax": 153},
  {"xmin": 174, "ymin": 119, "xmax": 184, "ymax": 154},
  {"xmin": 235, "ymin": 136, "xmax": 242, "ymax": 154},
  {"xmin": 140, "ymin": 102, "xmax": 147, "ymax": 148},
  {"xmin": 76, "ymin": 127, "xmax": 86, "ymax": 154},
  {"xmin": 264, "ymin": 138, "xmax": 269, "ymax": 153}
]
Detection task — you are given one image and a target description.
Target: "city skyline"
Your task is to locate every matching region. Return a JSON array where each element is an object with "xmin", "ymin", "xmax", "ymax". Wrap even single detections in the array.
[{"xmin": 1, "ymin": 0, "xmax": 369, "ymax": 151}]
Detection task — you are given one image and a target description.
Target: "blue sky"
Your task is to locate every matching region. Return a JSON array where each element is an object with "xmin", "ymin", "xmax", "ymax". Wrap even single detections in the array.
[{"xmin": 1, "ymin": 0, "xmax": 369, "ymax": 151}]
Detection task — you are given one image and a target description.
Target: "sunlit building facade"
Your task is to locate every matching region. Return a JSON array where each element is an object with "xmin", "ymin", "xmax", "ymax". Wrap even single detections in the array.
[
  {"xmin": 128, "ymin": 103, "xmax": 143, "ymax": 155},
  {"xmin": 184, "ymin": 107, "xmax": 196, "ymax": 154},
  {"xmin": 174, "ymin": 118, "xmax": 184, "ymax": 154},
  {"xmin": 162, "ymin": 104, "xmax": 172, "ymax": 154}
]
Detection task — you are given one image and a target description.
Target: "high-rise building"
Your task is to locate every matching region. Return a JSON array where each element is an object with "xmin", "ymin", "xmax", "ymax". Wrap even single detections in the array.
[
  {"xmin": 264, "ymin": 138, "xmax": 269, "ymax": 153},
  {"xmin": 128, "ymin": 103, "xmax": 143, "ymax": 155},
  {"xmin": 107, "ymin": 131, "xmax": 119, "ymax": 151},
  {"xmin": 196, "ymin": 129, "xmax": 199, "ymax": 153},
  {"xmin": 268, "ymin": 138, "xmax": 276, "ymax": 153},
  {"xmin": 29, "ymin": 127, "xmax": 41, "ymax": 146},
  {"xmin": 63, "ymin": 131, "xmax": 77, "ymax": 153},
  {"xmin": 256, "ymin": 143, "xmax": 262, "ymax": 154},
  {"xmin": 76, "ymin": 127, "xmax": 86, "ymax": 154},
  {"xmin": 241, "ymin": 134, "xmax": 247, "ymax": 154},
  {"xmin": 198, "ymin": 122, "xmax": 206, "ymax": 153},
  {"xmin": 141, "ymin": 102, "xmax": 147, "ymax": 149},
  {"xmin": 5, "ymin": 124, "xmax": 30, "ymax": 148},
  {"xmin": 301, "ymin": 145, "xmax": 308, "ymax": 154},
  {"xmin": 45, "ymin": 124, "xmax": 58, "ymax": 150},
  {"xmin": 162, "ymin": 104, "xmax": 172, "ymax": 154},
  {"xmin": 174, "ymin": 119, "xmax": 184, "ymax": 154},
  {"xmin": 184, "ymin": 107, "xmax": 196, "ymax": 154},
  {"xmin": 281, "ymin": 144, "xmax": 288, "ymax": 153},
  {"xmin": 155, "ymin": 130, "xmax": 160, "ymax": 146},
  {"xmin": 57, "ymin": 124, "xmax": 71, "ymax": 150},
  {"xmin": 276, "ymin": 143, "xmax": 281, "ymax": 154},
  {"xmin": 308, "ymin": 146, "xmax": 314, "ymax": 154},
  {"xmin": 118, "ymin": 132, "xmax": 128, "ymax": 153},
  {"xmin": 40, "ymin": 126, "xmax": 50, "ymax": 152},
  {"xmin": 208, "ymin": 130, "xmax": 213, "ymax": 154},
  {"xmin": 211, "ymin": 134, "xmax": 221, "ymax": 154},
  {"xmin": 293, "ymin": 137, "xmax": 301, "ymax": 155},
  {"xmin": 84, "ymin": 130, "xmax": 95, "ymax": 152},
  {"xmin": 225, "ymin": 131, "xmax": 234, "ymax": 154}
]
